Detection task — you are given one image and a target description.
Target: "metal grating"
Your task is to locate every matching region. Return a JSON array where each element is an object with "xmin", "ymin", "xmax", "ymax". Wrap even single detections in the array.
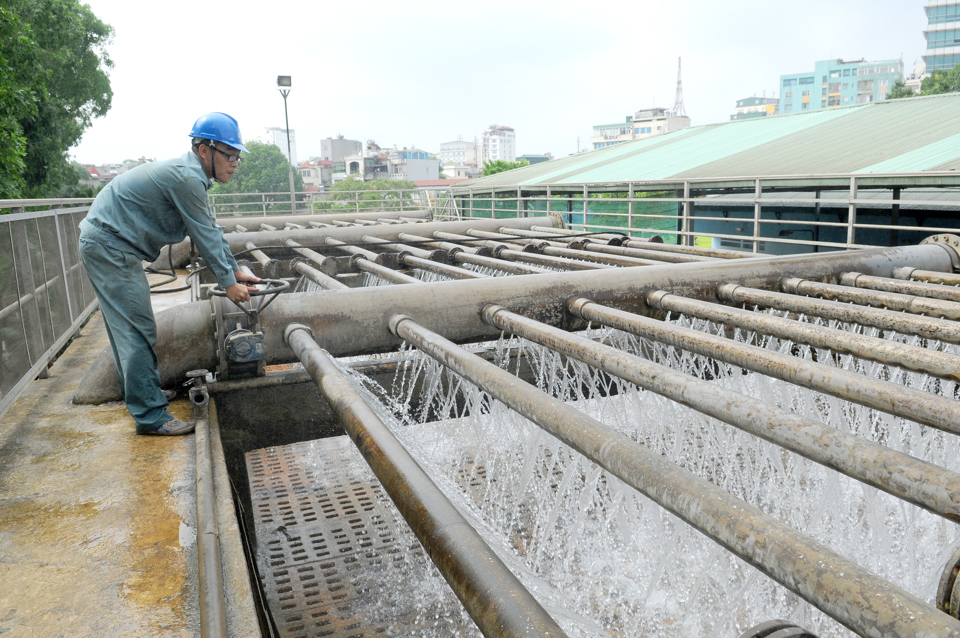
[{"xmin": 246, "ymin": 436, "xmax": 480, "ymax": 638}]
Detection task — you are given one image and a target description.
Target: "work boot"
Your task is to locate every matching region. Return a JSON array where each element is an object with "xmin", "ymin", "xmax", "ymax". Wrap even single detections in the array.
[
  {"xmin": 146, "ymin": 418, "xmax": 195, "ymax": 436},
  {"xmin": 162, "ymin": 388, "xmax": 176, "ymax": 400}
]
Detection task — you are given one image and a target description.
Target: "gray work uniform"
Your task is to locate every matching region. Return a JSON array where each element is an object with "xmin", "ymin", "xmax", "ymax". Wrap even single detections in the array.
[{"xmin": 79, "ymin": 151, "xmax": 238, "ymax": 433}]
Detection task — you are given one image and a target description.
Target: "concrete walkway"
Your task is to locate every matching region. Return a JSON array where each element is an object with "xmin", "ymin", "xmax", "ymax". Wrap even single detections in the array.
[{"xmin": 0, "ymin": 304, "xmax": 200, "ymax": 636}]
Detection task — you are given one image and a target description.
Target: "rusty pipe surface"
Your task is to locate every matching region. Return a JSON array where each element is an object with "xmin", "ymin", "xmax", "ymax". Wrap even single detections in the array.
[
  {"xmin": 647, "ymin": 290, "xmax": 960, "ymax": 382},
  {"xmin": 487, "ymin": 302, "xmax": 960, "ymax": 520},
  {"xmin": 389, "ymin": 314, "xmax": 960, "ymax": 638},
  {"xmin": 324, "ymin": 236, "xmax": 383, "ymax": 262},
  {"xmin": 74, "ymin": 240, "xmax": 959, "ymax": 403},
  {"xmin": 293, "ymin": 260, "xmax": 347, "ymax": 290},
  {"xmin": 354, "ymin": 258, "xmax": 421, "ymax": 285},
  {"xmin": 400, "ymin": 254, "xmax": 487, "ymax": 280},
  {"xmin": 284, "ymin": 239, "xmax": 337, "ymax": 274},
  {"xmin": 528, "ymin": 225, "xmax": 746, "ymax": 259},
  {"xmin": 284, "ymin": 325, "xmax": 569, "ymax": 638},
  {"xmin": 575, "ymin": 295, "xmax": 960, "ymax": 434},
  {"xmin": 361, "ymin": 235, "xmax": 447, "ymax": 262},
  {"xmin": 895, "ymin": 266, "xmax": 960, "ymax": 286},
  {"xmin": 433, "ymin": 231, "xmax": 610, "ymax": 271},
  {"xmin": 466, "ymin": 229, "xmax": 664, "ymax": 267},
  {"xmin": 718, "ymin": 283, "xmax": 960, "ymax": 345},
  {"xmin": 782, "ymin": 277, "xmax": 960, "ymax": 321},
  {"xmin": 497, "ymin": 227, "xmax": 713, "ymax": 264},
  {"xmin": 244, "ymin": 241, "xmax": 283, "ymax": 279},
  {"xmin": 397, "ymin": 233, "xmax": 550, "ymax": 274},
  {"xmin": 842, "ymin": 271, "xmax": 960, "ymax": 304}
]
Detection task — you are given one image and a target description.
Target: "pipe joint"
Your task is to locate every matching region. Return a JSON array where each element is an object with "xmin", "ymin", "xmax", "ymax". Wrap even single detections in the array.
[
  {"xmin": 780, "ymin": 277, "xmax": 803, "ymax": 294},
  {"xmin": 567, "ymin": 297, "xmax": 593, "ymax": 319},
  {"xmin": 893, "ymin": 266, "xmax": 916, "ymax": 281},
  {"xmin": 480, "ymin": 304, "xmax": 505, "ymax": 327},
  {"xmin": 645, "ymin": 290, "xmax": 669, "ymax": 310},
  {"xmin": 716, "ymin": 283, "xmax": 741, "ymax": 302},
  {"xmin": 839, "ymin": 271, "xmax": 863, "ymax": 287},
  {"xmin": 283, "ymin": 323, "xmax": 313, "ymax": 345},
  {"xmin": 388, "ymin": 314, "xmax": 413, "ymax": 337}
]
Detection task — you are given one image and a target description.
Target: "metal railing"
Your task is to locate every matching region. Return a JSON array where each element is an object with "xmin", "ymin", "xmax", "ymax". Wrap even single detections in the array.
[
  {"xmin": 0, "ymin": 200, "xmax": 98, "ymax": 421},
  {"xmin": 449, "ymin": 173, "xmax": 960, "ymax": 254},
  {"xmin": 208, "ymin": 187, "xmax": 460, "ymax": 219}
]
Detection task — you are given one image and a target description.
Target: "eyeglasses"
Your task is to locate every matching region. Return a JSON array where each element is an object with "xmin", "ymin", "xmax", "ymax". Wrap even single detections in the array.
[{"xmin": 212, "ymin": 146, "xmax": 242, "ymax": 164}]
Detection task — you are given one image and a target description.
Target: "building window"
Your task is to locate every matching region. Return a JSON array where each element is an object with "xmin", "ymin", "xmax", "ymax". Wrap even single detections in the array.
[
  {"xmin": 799, "ymin": 77, "xmax": 814, "ymax": 85},
  {"xmin": 880, "ymin": 79, "xmax": 888, "ymax": 86},
  {"xmin": 842, "ymin": 96, "xmax": 850, "ymax": 103},
  {"xmin": 830, "ymin": 70, "xmax": 841, "ymax": 78},
  {"xmin": 785, "ymin": 91, "xmax": 793, "ymax": 98},
  {"xmin": 784, "ymin": 104, "xmax": 793, "ymax": 112},
  {"xmin": 857, "ymin": 93, "xmax": 873, "ymax": 104},
  {"xmin": 801, "ymin": 102, "xmax": 809, "ymax": 109},
  {"xmin": 801, "ymin": 90, "xmax": 809, "ymax": 96},
  {"xmin": 858, "ymin": 79, "xmax": 875, "ymax": 92},
  {"xmin": 784, "ymin": 79, "xmax": 797, "ymax": 87},
  {"xmin": 828, "ymin": 96, "xmax": 840, "ymax": 106},
  {"xmin": 829, "ymin": 82, "xmax": 841, "ymax": 93},
  {"xmin": 842, "ymin": 83, "xmax": 849, "ymax": 90},
  {"xmin": 843, "ymin": 69, "xmax": 850, "ymax": 76}
]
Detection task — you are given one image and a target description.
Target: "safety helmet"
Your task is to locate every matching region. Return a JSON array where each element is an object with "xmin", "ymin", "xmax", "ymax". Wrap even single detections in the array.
[{"xmin": 188, "ymin": 112, "xmax": 249, "ymax": 153}]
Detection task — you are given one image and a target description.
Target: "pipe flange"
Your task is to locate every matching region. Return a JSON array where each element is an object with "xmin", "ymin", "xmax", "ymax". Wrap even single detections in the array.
[
  {"xmin": 921, "ymin": 234, "xmax": 960, "ymax": 271},
  {"xmin": 716, "ymin": 283, "xmax": 741, "ymax": 303},
  {"xmin": 474, "ymin": 246, "xmax": 494, "ymax": 257},
  {"xmin": 645, "ymin": 289, "xmax": 669, "ymax": 310},
  {"xmin": 738, "ymin": 619, "xmax": 818, "ymax": 638},
  {"xmin": 445, "ymin": 246, "xmax": 464, "ymax": 257},
  {"xmin": 480, "ymin": 304, "xmax": 504, "ymax": 327},
  {"xmin": 893, "ymin": 266, "xmax": 916, "ymax": 281},
  {"xmin": 283, "ymin": 323, "xmax": 313, "ymax": 345},
  {"xmin": 838, "ymin": 272, "xmax": 862, "ymax": 288},
  {"xmin": 388, "ymin": 314, "xmax": 413, "ymax": 336},
  {"xmin": 547, "ymin": 211, "xmax": 566, "ymax": 229},
  {"xmin": 779, "ymin": 277, "xmax": 803, "ymax": 295},
  {"xmin": 567, "ymin": 297, "xmax": 592, "ymax": 319},
  {"xmin": 937, "ymin": 545, "xmax": 960, "ymax": 618}
]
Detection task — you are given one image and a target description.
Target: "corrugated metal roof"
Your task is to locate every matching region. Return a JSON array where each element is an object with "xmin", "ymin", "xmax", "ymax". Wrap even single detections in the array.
[{"xmin": 461, "ymin": 93, "xmax": 960, "ymax": 189}]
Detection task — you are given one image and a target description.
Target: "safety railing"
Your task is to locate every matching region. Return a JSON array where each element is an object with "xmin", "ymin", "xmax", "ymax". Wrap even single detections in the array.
[
  {"xmin": 208, "ymin": 187, "xmax": 460, "ymax": 219},
  {"xmin": 0, "ymin": 200, "xmax": 98, "ymax": 421},
  {"xmin": 449, "ymin": 174, "xmax": 960, "ymax": 254}
]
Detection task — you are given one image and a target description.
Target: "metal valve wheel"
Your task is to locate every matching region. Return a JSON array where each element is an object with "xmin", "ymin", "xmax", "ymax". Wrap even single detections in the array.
[{"xmin": 208, "ymin": 278, "xmax": 289, "ymax": 298}]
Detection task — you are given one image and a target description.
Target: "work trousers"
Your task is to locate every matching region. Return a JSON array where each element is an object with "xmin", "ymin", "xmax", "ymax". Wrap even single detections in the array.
[{"xmin": 79, "ymin": 225, "xmax": 173, "ymax": 433}]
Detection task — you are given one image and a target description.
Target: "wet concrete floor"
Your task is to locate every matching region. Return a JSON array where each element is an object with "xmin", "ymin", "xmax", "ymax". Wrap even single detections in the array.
[{"xmin": 0, "ymin": 284, "xmax": 200, "ymax": 636}]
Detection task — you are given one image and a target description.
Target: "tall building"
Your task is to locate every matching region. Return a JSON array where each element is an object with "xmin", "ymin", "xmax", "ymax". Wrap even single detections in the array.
[
  {"xmin": 320, "ymin": 136, "xmax": 362, "ymax": 162},
  {"xmin": 590, "ymin": 108, "xmax": 690, "ymax": 150},
  {"xmin": 923, "ymin": 1, "xmax": 960, "ymax": 71},
  {"xmin": 779, "ymin": 59, "xmax": 903, "ymax": 113},
  {"xmin": 481, "ymin": 125, "xmax": 515, "ymax": 163},
  {"xmin": 265, "ymin": 127, "xmax": 297, "ymax": 166},
  {"xmin": 439, "ymin": 139, "xmax": 477, "ymax": 165},
  {"xmin": 730, "ymin": 96, "xmax": 779, "ymax": 121}
]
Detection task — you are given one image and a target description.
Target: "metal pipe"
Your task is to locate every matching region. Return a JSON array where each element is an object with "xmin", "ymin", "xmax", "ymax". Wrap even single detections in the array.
[
  {"xmin": 74, "ymin": 240, "xmax": 960, "ymax": 404},
  {"xmin": 292, "ymin": 260, "xmax": 347, "ymax": 290},
  {"xmin": 283, "ymin": 324, "xmax": 569, "ymax": 638},
  {"xmin": 529, "ymin": 225, "xmax": 746, "ymax": 259},
  {"xmin": 360, "ymin": 235, "xmax": 448, "ymax": 262},
  {"xmin": 354, "ymin": 258, "xmax": 421, "ymax": 285},
  {"xmin": 487, "ymin": 302, "xmax": 960, "ymax": 520},
  {"xmin": 244, "ymin": 241, "xmax": 283, "ymax": 279},
  {"xmin": 498, "ymin": 227, "xmax": 714, "ymax": 263},
  {"xmin": 194, "ymin": 396, "xmax": 228, "ymax": 638},
  {"xmin": 466, "ymin": 229, "xmax": 663, "ymax": 267},
  {"xmin": 434, "ymin": 230, "xmax": 610, "ymax": 271},
  {"xmin": 718, "ymin": 283, "xmax": 960, "ymax": 345},
  {"xmin": 398, "ymin": 232, "xmax": 550, "ymax": 275},
  {"xmin": 576, "ymin": 294, "xmax": 960, "ymax": 434},
  {"xmin": 841, "ymin": 271, "xmax": 960, "ymax": 304},
  {"xmin": 399, "ymin": 253, "xmax": 487, "ymax": 280},
  {"xmin": 526, "ymin": 224, "xmax": 662, "ymax": 244},
  {"xmin": 388, "ymin": 314, "xmax": 960, "ymax": 638},
  {"xmin": 782, "ymin": 277, "xmax": 960, "ymax": 321},
  {"xmin": 647, "ymin": 290, "xmax": 960, "ymax": 382},
  {"xmin": 259, "ymin": 223, "xmax": 277, "ymax": 231},
  {"xmin": 284, "ymin": 239, "xmax": 336, "ymax": 274},
  {"xmin": 895, "ymin": 266, "xmax": 960, "ymax": 286},
  {"xmin": 324, "ymin": 236, "xmax": 383, "ymax": 262}
]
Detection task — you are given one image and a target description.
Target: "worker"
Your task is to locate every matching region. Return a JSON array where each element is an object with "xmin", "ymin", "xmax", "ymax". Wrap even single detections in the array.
[{"xmin": 78, "ymin": 112, "xmax": 260, "ymax": 435}]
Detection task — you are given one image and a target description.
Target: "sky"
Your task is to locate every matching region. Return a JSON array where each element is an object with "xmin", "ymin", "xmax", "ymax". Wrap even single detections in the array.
[{"xmin": 71, "ymin": 0, "xmax": 929, "ymax": 165}]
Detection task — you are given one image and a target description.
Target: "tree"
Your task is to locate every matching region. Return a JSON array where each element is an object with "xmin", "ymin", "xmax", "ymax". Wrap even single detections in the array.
[
  {"xmin": 481, "ymin": 159, "xmax": 530, "ymax": 177},
  {"xmin": 885, "ymin": 79, "xmax": 914, "ymax": 100},
  {"xmin": 314, "ymin": 177, "xmax": 418, "ymax": 212},
  {"xmin": 0, "ymin": 0, "xmax": 113, "ymax": 199},
  {"xmin": 210, "ymin": 141, "xmax": 304, "ymax": 213},
  {"xmin": 920, "ymin": 63, "xmax": 960, "ymax": 95}
]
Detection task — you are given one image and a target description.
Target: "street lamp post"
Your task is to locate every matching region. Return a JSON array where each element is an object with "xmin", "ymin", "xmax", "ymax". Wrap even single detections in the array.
[{"xmin": 277, "ymin": 75, "xmax": 297, "ymax": 214}]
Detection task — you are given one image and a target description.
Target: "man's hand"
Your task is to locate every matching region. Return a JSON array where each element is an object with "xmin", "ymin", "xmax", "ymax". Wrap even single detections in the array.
[{"xmin": 226, "ymin": 269, "xmax": 262, "ymax": 304}]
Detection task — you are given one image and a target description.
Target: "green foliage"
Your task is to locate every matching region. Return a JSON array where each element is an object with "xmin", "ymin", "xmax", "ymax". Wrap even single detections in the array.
[
  {"xmin": 211, "ymin": 141, "xmax": 303, "ymax": 195},
  {"xmin": 885, "ymin": 79, "xmax": 914, "ymax": 100},
  {"xmin": 313, "ymin": 177, "xmax": 418, "ymax": 212},
  {"xmin": 920, "ymin": 63, "xmax": 960, "ymax": 95},
  {"xmin": 0, "ymin": 0, "xmax": 113, "ymax": 199},
  {"xmin": 480, "ymin": 159, "xmax": 530, "ymax": 177}
]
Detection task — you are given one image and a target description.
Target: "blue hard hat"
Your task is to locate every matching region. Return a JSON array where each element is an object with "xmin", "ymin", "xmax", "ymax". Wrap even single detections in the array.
[{"xmin": 188, "ymin": 112, "xmax": 249, "ymax": 153}]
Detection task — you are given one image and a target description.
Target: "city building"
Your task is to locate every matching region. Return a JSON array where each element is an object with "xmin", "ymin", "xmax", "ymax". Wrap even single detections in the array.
[
  {"xmin": 320, "ymin": 136, "xmax": 362, "ymax": 162},
  {"xmin": 590, "ymin": 107, "xmax": 691, "ymax": 150},
  {"xmin": 297, "ymin": 158, "xmax": 333, "ymax": 190},
  {"xmin": 923, "ymin": 1, "xmax": 960, "ymax": 71},
  {"xmin": 439, "ymin": 139, "xmax": 477, "ymax": 165},
  {"xmin": 481, "ymin": 125, "xmax": 516, "ymax": 164},
  {"xmin": 388, "ymin": 148, "xmax": 439, "ymax": 181},
  {"xmin": 779, "ymin": 59, "xmax": 903, "ymax": 113},
  {"xmin": 730, "ymin": 96, "xmax": 779, "ymax": 121},
  {"xmin": 265, "ymin": 127, "xmax": 298, "ymax": 167}
]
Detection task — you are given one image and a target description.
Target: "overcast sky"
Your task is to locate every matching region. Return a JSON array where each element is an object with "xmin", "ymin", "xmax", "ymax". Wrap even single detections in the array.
[{"xmin": 71, "ymin": 0, "xmax": 929, "ymax": 165}]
